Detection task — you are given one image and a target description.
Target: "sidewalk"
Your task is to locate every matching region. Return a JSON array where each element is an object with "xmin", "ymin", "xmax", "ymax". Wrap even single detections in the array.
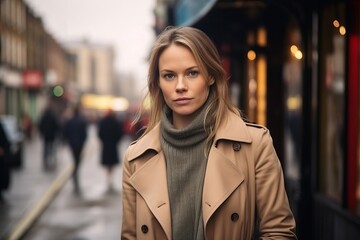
[
  {"xmin": 22, "ymin": 124, "xmax": 127, "ymax": 239},
  {"xmin": 0, "ymin": 133, "xmax": 73, "ymax": 240}
]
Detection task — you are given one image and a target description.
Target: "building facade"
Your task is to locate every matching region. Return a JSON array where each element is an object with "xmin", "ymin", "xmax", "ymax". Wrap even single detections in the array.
[
  {"xmin": 0, "ymin": 0, "xmax": 77, "ymax": 124},
  {"xmin": 65, "ymin": 40, "xmax": 115, "ymax": 96},
  {"xmin": 0, "ymin": 0, "xmax": 27, "ymax": 118},
  {"xmin": 154, "ymin": 0, "xmax": 360, "ymax": 239}
]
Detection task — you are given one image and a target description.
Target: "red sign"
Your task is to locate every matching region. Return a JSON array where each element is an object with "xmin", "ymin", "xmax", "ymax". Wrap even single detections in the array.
[{"xmin": 23, "ymin": 70, "xmax": 43, "ymax": 89}]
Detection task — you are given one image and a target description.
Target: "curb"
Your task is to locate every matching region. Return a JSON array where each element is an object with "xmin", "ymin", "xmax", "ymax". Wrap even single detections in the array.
[{"xmin": 5, "ymin": 163, "xmax": 74, "ymax": 240}]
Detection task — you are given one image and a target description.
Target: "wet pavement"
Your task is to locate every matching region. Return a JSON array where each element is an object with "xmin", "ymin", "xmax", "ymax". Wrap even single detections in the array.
[
  {"xmin": 0, "ymin": 131, "xmax": 72, "ymax": 240},
  {"xmin": 0, "ymin": 124, "xmax": 129, "ymax": 240}
]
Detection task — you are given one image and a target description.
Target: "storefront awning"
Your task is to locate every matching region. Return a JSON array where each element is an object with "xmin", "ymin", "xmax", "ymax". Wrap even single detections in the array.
[
  {"xmin": 0, "ymin": 67, "xmax": 22, "ymax": 88},
  {"xmin": 175, "ymin": 0, "xmax": 217, "ymax": 26},
  {"xmin": 23, "ymin": 70, "xmax": 44, "ymax": 89}
]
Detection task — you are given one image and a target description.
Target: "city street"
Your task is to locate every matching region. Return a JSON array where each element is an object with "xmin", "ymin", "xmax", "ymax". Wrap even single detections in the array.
[{"xmin": 1, "ymin": 124, "xmax": 129, "ymax": 240}]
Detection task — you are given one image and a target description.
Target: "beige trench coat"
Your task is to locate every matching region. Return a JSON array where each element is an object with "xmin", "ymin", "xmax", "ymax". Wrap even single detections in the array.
[{"xmin": 121, "ymin": 111, "xmax": 297, "ymax": 240}]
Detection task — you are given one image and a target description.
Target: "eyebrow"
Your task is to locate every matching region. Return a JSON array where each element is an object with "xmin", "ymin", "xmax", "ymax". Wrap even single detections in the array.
[{"xmin": 160, "ymin": 66, "xmax": 199, "ymax": 72}]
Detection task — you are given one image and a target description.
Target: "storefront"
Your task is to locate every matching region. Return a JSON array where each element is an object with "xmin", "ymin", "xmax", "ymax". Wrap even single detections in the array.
[
  {"xmin": 167, "ymin": 0, "xmax": 360, "ymax": 239},
  {"xmin": 0, "ymin": 66, "xmax": 23, "ymax": 118},
  {"xmin": 22, "ymin": 69, "xmax": 44, "ymax": 122},
  {"xmin": 314, "ymin": 0, "xmax": 360, "ymax": 239}
]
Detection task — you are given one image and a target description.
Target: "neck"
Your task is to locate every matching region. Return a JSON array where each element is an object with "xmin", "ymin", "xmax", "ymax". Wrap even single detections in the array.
[{"xmin": 172, "ymin": 110, "xmax": 201, "ymax": 129}]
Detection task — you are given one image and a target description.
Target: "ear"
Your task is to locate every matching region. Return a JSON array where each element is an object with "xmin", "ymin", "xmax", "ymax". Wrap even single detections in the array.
[{"xmin": 209, "ymin": 77, "xmax": 215, "ymax": 85}]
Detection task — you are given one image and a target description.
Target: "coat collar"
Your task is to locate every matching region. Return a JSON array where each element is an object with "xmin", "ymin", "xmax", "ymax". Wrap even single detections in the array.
[
  {"xmin": 127, "ymin": 110, "xmax": 252, "ymax": 162},
  {"xmin": 127, "ymin": 123, "xmax": 161, "ymax": 161},
  {"xmin": 214, "ymin": 110, "xmax": 252, "ymax": 145},
  {"xmin": 127, "ymin": 110, "xmax": 254, "ymax": 236}
]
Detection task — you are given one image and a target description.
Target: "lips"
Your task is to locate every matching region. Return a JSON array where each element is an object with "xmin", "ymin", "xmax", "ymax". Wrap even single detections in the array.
[{"xmin": 174, "ymin": 97, "xmax": 192, "ymax": 105}]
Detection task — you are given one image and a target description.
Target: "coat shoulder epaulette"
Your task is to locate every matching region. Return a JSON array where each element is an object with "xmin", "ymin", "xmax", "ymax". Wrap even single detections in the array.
[{"xmin": 244, "ymin": 120, "xmax": 268, "ymax": 131}]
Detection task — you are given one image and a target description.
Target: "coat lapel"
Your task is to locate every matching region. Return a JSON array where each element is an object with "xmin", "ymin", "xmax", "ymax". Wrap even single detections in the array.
[
  {"xmin": 202, "ymin": 112, "xmax": 251, "ymax": 225},
  {"xmin": 130, "ymin": 152, "xmax": 172, "ymax": 239},
  {"xmin": 127, "ymin": 124, "xmax": 171, "ymax": 239},
  {"xmin": 202, "ymin": 147, "xmax": 245, "ymax": 225}
]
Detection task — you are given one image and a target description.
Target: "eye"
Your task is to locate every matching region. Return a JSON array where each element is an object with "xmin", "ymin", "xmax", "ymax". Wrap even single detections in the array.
[
  {"xmin": 162, "ymin": 73, "xmax": 175, "ymax": 80},
  {"xmin": 187, "ymin": 70, "xmax": 199, "ymax": 78}
]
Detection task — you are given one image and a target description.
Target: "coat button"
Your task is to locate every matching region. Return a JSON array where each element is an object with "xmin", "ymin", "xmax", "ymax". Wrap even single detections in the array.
[
  {"xmin": 231, "ymin": 213, "xmax": 239, "ymax": 222},
  {"xmin": 141, "ymin": 225, "xmax": 149, "ymax": 233},
  {"xmin": 233, "ymin": 142, "xmax": 241, "ymax": 151}
]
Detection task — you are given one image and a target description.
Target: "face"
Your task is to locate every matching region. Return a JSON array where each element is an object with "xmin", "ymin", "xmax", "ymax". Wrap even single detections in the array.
[{"xmin": 159, "ymin": 44, "xmax": 212, "ymax": 129}]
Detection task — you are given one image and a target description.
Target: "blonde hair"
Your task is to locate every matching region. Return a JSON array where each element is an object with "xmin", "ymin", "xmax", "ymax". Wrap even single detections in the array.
[{"xmin": 137, "ymin": 26, "xmax": 240, "ymax": 144}]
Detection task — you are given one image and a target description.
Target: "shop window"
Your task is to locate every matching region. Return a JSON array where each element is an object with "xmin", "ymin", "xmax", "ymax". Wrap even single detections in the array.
[
  {"xmin": 318, "ymin": 3, "xmax": 346, "ymax": 204},
  {"xmin": 245, "ymin": 27, "xmax": 267, "ymax": 125},
  {"xmin": 283, "ymin": 22, "xmax": 303, "ymax": 218}
]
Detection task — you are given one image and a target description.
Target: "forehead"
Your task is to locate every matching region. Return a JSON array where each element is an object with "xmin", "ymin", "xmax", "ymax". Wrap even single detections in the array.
[{"xmin": 159, "ymin": 44, "xmax": 197, "ymax": 69}]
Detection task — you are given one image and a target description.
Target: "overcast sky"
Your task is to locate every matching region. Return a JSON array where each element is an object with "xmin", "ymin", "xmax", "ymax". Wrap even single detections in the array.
[{"xmin": 25, "ymin": 0, "xmax": 156, "ymax": 91}]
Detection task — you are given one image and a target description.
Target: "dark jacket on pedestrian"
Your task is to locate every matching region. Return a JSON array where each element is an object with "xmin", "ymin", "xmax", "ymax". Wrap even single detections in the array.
[
  {"xmin": 63, "ymin": 112, "xmax": 87, "ymax": 150},
  {"xmin": 38, "ymin": 108, "xmax": 60, "ymax": 141},
  {"xmin": 98, "ymin": 111, "xmax": 123, "ymax": 166}
]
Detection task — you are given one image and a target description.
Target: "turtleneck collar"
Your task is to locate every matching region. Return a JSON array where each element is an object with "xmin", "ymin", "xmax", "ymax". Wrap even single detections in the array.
[{"xmin": 160, "ymin": 92, "xmax": 214, "ymax": 148}]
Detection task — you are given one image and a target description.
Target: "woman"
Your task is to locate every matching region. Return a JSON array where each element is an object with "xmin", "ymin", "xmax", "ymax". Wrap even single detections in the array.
[{"xmin": 121, "ymin": 26, "xmax": 297, "ymax": 240}]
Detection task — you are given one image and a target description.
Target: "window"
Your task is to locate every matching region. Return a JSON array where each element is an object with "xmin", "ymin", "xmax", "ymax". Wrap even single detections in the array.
[{"xmin": 318, "ymin": 3, "xmax": 346, "ymax": 203}]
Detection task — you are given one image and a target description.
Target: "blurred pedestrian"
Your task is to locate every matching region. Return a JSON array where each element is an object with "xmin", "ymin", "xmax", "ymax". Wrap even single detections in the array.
[
  {"xmin": 121, "ymin": 26, "xmax": 297, "ymax": 239},
  {"xmin": 0, "ymin": 121, "xmax": 11, "ymax": 202},
  {"xmin": 63, "ymin": 105, "xmax": 88, "ymax": 193},
  {"xmin": 22, "ymin": 113, "xmax": 33, "ymax": 140},
  {"xmin": 38, "ymin": 106, "xmax": 60, "ymax": 170},
  {"xmin": 98, "ymin": 109, "xmax": 123, "ymax": 190}
]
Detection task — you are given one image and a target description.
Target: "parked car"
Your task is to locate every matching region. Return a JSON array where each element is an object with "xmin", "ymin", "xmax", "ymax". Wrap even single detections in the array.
[{"xmin": 0, "ymin": 115, "xmax": 24, "ymax": 168}]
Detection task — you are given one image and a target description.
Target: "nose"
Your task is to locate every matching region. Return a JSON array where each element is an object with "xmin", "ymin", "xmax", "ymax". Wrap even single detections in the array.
[{"xmin": 176, "ymin": 75, "xmax": 187, "ymax": 93}]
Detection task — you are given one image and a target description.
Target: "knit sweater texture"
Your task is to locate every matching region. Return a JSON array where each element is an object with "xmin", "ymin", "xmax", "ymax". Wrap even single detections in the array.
[{"xmin": 160, "ymin": 96, "xmax": 213, "ymax": 240}]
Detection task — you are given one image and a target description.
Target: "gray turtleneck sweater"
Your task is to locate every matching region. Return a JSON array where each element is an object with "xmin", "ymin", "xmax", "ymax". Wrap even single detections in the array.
[{"xmin": 160, "ymin": 98, "xmax": 213, "ymax": 240}]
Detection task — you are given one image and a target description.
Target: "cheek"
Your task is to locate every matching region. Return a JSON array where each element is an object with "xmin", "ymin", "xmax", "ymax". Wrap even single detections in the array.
[
  {"xmin": 159, "ymin": 84, "xmax": 171, "ymax": 102},
  {"xmin": 196, "ymin": 83, "xmax": 210, "ymax": 97}
]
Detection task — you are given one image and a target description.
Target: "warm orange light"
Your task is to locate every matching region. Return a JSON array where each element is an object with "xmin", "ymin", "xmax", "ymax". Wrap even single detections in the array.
[
  {"xmin": 294, "ymin": 50, "xmax": 303, "ymax": 60},
  {"xmin": 333, "ymin": 20, "xmax": 340, "ymax": 28},
  {"xmin": 287, "ymin": 96, "xmax": 302, "ymax": 110},
  {"xmin": 290, "ymin": 45, "xmax": 298, "ymax": 54},
  {"xmin": 81, "ymin": 94, "xmax": 129, "ymax": 111},
  {"xmin": 112, "ymin": 97, "xmax": 130, "ymax": 111},
  {"xmin": 257, "ymin": 27, "xmax": 267, "ymax": 47},
  {"xmin": 290, "ymin": 45, "xmax": 302, "ymax": 60},
  {"xmin": 339, "ymin": 26, "xmax": 346, "ymax": 35},
  {"xmin": 247, "ymin": 50, "xmax": 256, "ymax": 61},
  {"xmin": 257, "ymin": 56, "xmax": 266, "ymax": 126}
]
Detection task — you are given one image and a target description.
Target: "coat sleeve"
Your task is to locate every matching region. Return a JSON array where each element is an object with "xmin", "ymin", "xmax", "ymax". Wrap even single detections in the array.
[
  {"xmin": 121, "ymin": 147, "xmax": 137, "ymax": 240},
  {"xmin": 253, "ymin": 128, "xmax": 297, "ymax": 240}
]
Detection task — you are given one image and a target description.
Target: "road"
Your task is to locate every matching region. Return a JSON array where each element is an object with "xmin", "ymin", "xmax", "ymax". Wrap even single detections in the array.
[{"xmin": 23, "ymin": 124, "xmax": 130, "ymax": 240}]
